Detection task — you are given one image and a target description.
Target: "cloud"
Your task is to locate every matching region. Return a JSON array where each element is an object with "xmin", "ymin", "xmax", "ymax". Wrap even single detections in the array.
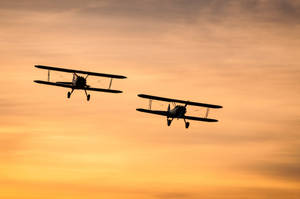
[
  {"xmin": 0, "ymin": 0, "xmax": 85, "ymax": 12},
  {"xmin": 72, "ymin": 0, "xmax": 300, "ymax": 25},
  {"xmin": 154, "ymin": 186, "xmax": 300, "ymax": 199},
  {"xmin": 155, "ymin": 192, "xmax": 193, "ymax": 199},
  {"xmin": 1, "ymin": 0, "xmax": 300, "ymax": 25},
  {"xmin": 255, "ymin": 163, "xmax": 300, "ymax": 181},
  {"xmin": 245, "ymin": 145, "xmax": 300, "ymax": 181}
]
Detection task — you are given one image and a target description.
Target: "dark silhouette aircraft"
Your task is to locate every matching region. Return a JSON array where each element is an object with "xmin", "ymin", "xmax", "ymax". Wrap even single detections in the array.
[
  {"xmin": 136, "ymin": 94, "xmax": 223, "ymax": 129},
  {"xmin": 34, "ymin": 65, "xmax": 127, "ymax": 101}
]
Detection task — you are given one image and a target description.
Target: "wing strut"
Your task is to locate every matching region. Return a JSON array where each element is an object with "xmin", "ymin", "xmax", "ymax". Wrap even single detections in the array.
[
  {"xmin": 149, "ymin": 99, "xmax": 152, "ymax": 110},
  {"xmin": 109, "ymin": 78, "xmax": 113, "ymax": 89},
  {"xmin": 205, "ymin": 108, "xmax": 210, "ymax": 118},
  {"xmin": 48, "ymin": 70, "xmax": 50, "ymax": 82}
]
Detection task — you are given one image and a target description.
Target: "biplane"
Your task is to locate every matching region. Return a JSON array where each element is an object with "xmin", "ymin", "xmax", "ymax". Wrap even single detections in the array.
[
  {"xmin": 136, "ymin": 94, "xmax": 223, "ymax": 129},
  {"xmin": 34, "ymin": 65, "xmax": 127, "ymax": 101}
]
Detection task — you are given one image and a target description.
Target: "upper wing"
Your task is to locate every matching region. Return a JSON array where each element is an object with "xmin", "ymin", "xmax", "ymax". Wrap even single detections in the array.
[
  {"xmin": 138, "ymin": 94, "xmax": 223, "ymax": 109},
  {"xmin": 183, "ymin": 115, "xmax": 218, "ymax": 122},
  {"xmin": 35, "ymin": 65, "xmax": 127, "ymax": 79},
  {"xmin": 34, "ymin": 80, "xmax": 73, "ymax": 88},
  {"xmin": 34, "ymin": 80, "xmax": 122, "ymax": 93},
  {"xmin": 136, "ymin": 108, "xmax": 168, "ymax": 116}
]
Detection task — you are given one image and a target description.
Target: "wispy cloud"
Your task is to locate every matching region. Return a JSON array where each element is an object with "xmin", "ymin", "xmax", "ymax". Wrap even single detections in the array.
[
  {"xmin": 1, "ymin": 0, "xmax": 300, "ymax": 24},
  {"xmin": 245, "ymin": 145, "xmax": 300, "ymax": 181}
]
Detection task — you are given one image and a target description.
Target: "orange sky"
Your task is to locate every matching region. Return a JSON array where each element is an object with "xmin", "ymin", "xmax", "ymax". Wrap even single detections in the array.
[{"xmin": 0, "ymin": 1, "xmax": 300, "ymax": 199}]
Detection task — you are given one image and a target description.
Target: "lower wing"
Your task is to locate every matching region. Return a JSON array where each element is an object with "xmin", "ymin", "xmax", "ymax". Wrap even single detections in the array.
[
  {"xmin": 136, "ymin": 108, "xmax": 168, "ymax": 116},
  {"xmin": 136, "ymin": 108, "xmax": 218, "ymax": 122},
  {"xmin": 34, "ymin": 80, "xmax": 73, "ymax": 88},
  {"xmin": 34, "ymin": 80, "xmax": 122, "ymax": 93},
  {"xmin": 183, "ymin": 115, "xmax": 218, "ymax": 122},
  {"xmin": 85, "ymin": 87, "xmax": 122, "ymax": 93}
]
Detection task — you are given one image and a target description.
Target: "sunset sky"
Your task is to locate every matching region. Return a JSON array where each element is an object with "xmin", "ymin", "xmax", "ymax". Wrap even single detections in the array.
[{"xmin": 0, "ymin": 0, "xmax": 300, "ymax": 198}]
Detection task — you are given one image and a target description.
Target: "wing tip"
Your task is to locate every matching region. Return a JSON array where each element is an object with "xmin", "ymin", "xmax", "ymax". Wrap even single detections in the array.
[
  {"xmin": 204, "ymin": 118, "xmax": 219, "ymax": 122},
  {"xmin": 34, "ymin": 80, "xmax": 43, "ymax": 83},
  {"xmin": 113, "ymin": 75, "xmax": 127, "ymax": 79},
  {"xmin": 137, "ymin": 94, "xmax": 149, "ymax": 98},
  {"xmin": 35, "ymin": 64, "xmax": 47, "ymax": 68},
  {"xmin": 214, "ymin": 105, "xmax": 223, "ymax": 109},
  {"xmin": 136, "ymin": 108, "xmax": 149, "ymax": 113}
]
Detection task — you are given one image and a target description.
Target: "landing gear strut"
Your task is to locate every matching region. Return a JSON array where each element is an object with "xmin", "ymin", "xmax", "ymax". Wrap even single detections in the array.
[
  {"xmin": 184, "ymin": 119, "xmax": 190, "ymax": 129},
  {"xmin": 84, "ymin": 89, "xmax": 90, "ymax": 101}
]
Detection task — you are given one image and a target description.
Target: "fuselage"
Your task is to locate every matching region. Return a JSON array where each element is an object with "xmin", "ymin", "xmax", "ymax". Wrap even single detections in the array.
[
  {"xmin": 72, "ymin": 75, "xmax": 87, "ymax": 88},
  {"xmin": 168, "ymin": 105, "xmax": 186, "ymax": 118}
]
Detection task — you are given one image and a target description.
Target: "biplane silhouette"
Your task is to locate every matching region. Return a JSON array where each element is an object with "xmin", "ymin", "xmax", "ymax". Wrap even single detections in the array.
[
  {"xmin": 137, "ymin": 94, "xmax": 222, "ymax": 128},
  {"xmin": 34, "ymin": 65, "xmax": 126, "ymax": 101}
]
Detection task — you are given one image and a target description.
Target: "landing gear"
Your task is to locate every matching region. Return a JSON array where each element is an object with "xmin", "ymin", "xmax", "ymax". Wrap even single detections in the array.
[
  {"xmin": 184, "ymin": 118, "xmax": 190, "ymax": 129},
  {"xmin": 167, "ymin": 116, "xmax": 173, "ymax": 127},
  {"xmin": 67, "ymin": 89, "xmax": 74, "ymax": 99},
  {"xmin": 185, "ymin": 122, "xmax": 190, "ymax": 129},
  {"xmin": 84, "ymin": 89, "xmax": 90, "ymax": 101},
  {"xmin": 167, "ymin": 119, "xmax": 172, "ymax": 126}
]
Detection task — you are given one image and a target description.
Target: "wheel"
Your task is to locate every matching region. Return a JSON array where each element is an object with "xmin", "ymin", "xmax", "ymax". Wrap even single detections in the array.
[
  {"xmin": 185, "ymin": 122, "xmax": 190, "ymax": 129},
  {"xmin": 87, "ymin": 94, "xmax": 90, "ymax": 101},
  {"xmin": 167, "ymin": 119, "xmax": 171, "ymax": 126},
  {"xmin": 67, "ymin": 92, "xmax": 71, "ymax": 98}
]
